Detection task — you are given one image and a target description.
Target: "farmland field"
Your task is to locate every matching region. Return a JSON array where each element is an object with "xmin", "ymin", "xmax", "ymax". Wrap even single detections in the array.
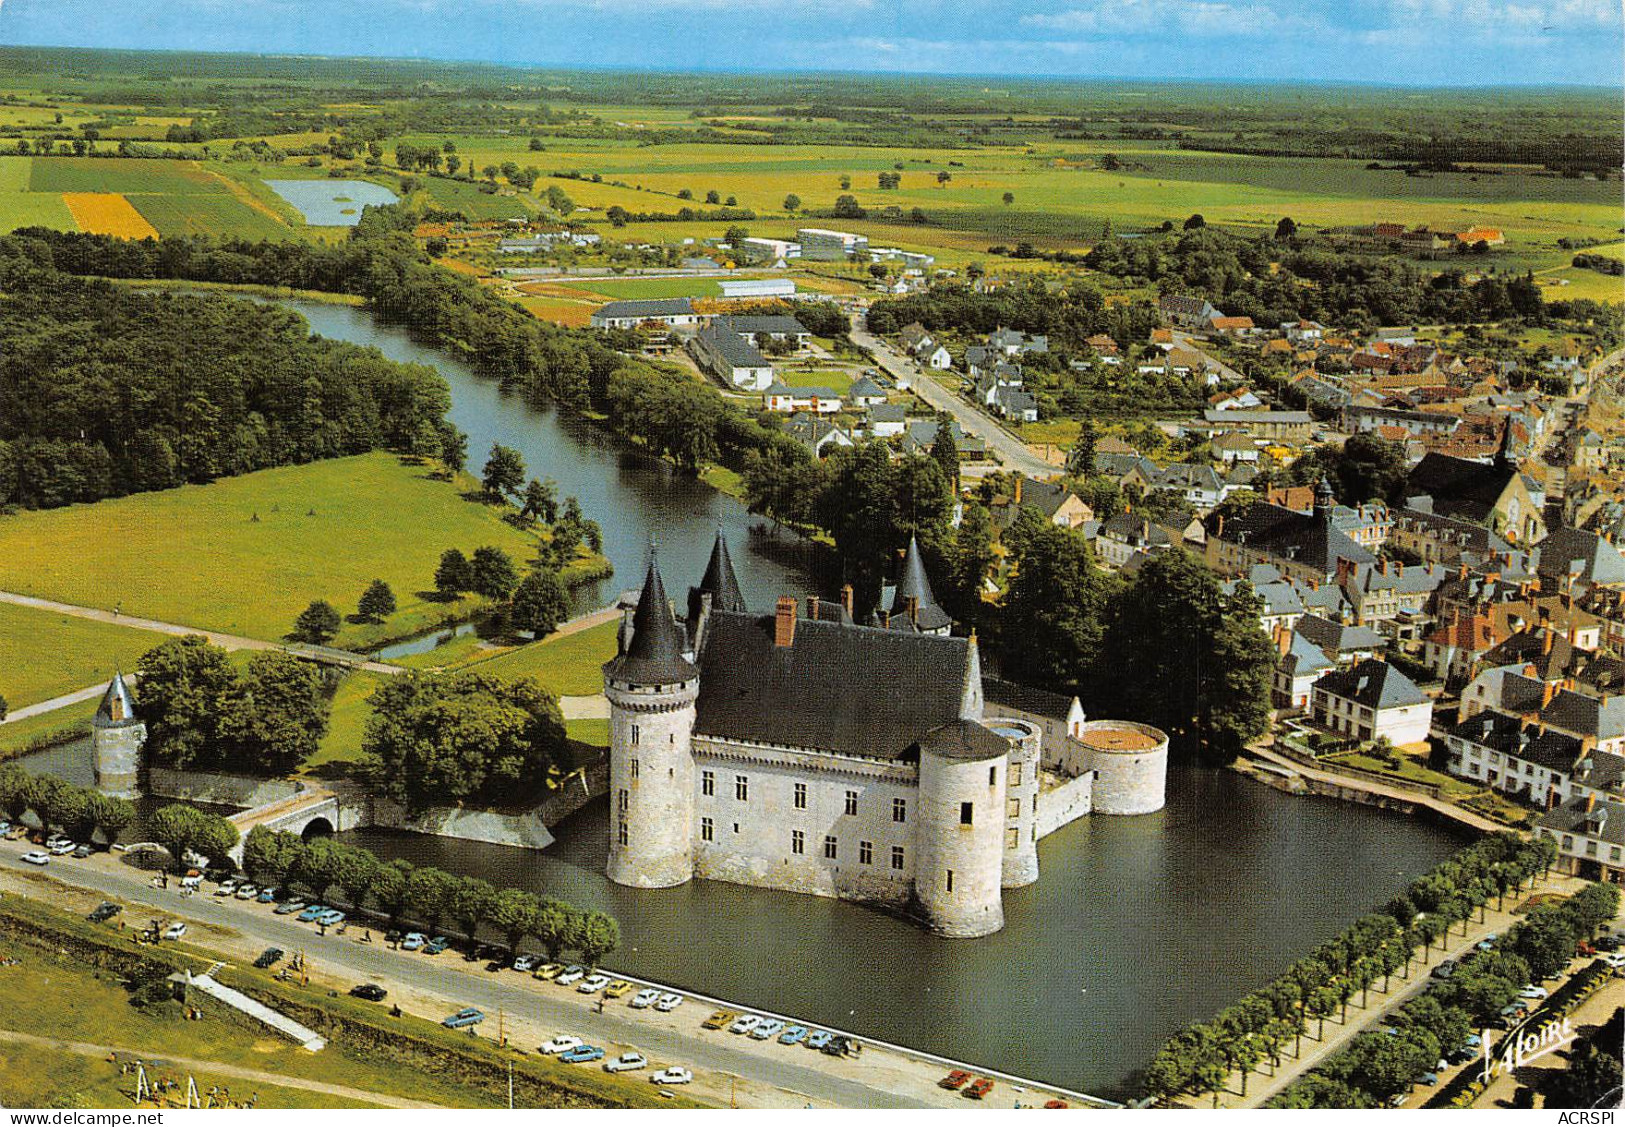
[
  {"xmin": 29, "ymin": 157, "xmax": 225, "ymax": 194},
  {"xmin": 0, "ymin": 602, "xmax": 169, "ymax": 708},
  {"xmin": 123, "ymin": 193, "xmax": 293, "ymax": 240},
  {"xmin": 61, "ymin": 192, "xmax": 158, "ymax": 238},
  {"xmin": 0, "ymin": 453, "xmax": 542, "ymax": 650}
]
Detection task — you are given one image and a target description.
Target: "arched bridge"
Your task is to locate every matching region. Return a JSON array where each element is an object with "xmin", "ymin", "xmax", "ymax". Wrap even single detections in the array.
[{"xmin": 227, "ymin": 783, "xmax": 369, "ymax": 863}]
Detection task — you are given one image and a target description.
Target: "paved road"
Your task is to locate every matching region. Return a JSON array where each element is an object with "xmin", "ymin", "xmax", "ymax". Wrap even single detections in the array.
[
  {"xmin": 0, "ymin": 842, "xmax": 965, "ymax": 1110},
  {"xmin": 0, "ymin": 1028, "xmax": 440, "ymax": 1109},
  {"xmin": 849, "ymin": 323, "xmax": 1055, "ymax": 477}
]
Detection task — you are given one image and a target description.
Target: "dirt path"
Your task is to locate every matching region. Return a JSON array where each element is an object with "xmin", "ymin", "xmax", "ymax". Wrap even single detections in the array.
[{"xmin": 0, "ymin": 1028, "xmax": 442, "ymax": 1108}]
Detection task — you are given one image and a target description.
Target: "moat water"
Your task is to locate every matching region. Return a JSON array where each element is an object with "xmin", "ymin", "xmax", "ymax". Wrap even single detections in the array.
[{"xmin": 21, "ymin": 296, "xmax": 1471, "ymax": 1097}]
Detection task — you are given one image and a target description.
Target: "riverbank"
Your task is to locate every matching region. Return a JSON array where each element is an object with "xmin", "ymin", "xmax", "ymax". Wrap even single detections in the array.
[{"xmin": 108, "ymin": 276, "xmax": 367, "ymax": 306}]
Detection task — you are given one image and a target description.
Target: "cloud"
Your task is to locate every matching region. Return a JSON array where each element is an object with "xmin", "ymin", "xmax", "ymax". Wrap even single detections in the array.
[{"xmin": 1021, "ymin": 0, "xmax": 1301, "ymax": 36}]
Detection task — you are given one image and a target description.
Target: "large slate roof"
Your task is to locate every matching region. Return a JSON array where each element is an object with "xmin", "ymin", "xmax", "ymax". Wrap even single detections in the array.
[
  {"xmin": 1405, "ymin": 452, "xmax": 1518, "ymax": 525},
  {"xmin": 983, "ymin": 677, "xmax": 1077, "ymax": 721},
  {"xmin": 693, "ymin": 609, "xmax": 975, "ymax": 759},
  {"xmin": 1316, "ymin": 658, "xmax": 1425, "ymax": 710},
  {"xmin": 1538, "ymin": 527, "xmax": 1625, "ymax": 587},
  {"xmin": 1207, "ymin": 500, "xmax": 1375, "ymax": 574},
  {"xmin": 1450, "ymin": 708, "xmax": 1584, "ymax": 773}
]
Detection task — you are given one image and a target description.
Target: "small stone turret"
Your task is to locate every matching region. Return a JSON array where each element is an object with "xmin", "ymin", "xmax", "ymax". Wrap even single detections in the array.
[
  {"xmin": 604, "ymin": 555, "xmax": 700, "ymax": 889},
  {"xmin": 988, "ymin": 717, "xmax": 1041, "ymax": 888},
  {"xmin": 92, "ymin": 670, "xmax": 144, "ymax": 798},
  {"xmin": 913, "ymin": 719, "xmax": 1009, "ymax": 938}
]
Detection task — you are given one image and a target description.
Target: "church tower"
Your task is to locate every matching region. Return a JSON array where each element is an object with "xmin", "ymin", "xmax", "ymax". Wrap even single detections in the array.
[
  {"xmin": 603, "ymin": 555, "xmax": 700, "ymax": 889},
  {"xmin": 92, "ymin": 670, "xmax": 144, "ymax": 799}
]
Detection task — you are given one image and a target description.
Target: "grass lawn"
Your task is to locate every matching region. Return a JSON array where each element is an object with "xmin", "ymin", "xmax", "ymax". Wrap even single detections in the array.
[
  {"xmin": 0, "ymin": 698, "xmax": 98, "ymax": 759},
  {"xmin": 0, "ymin": 453, "xmax": 541, "ymax": 650},
  {"xmin": 565, "ymin": 717, "xmax": 609, "ymax": 748},
  {"xmin": 463, "ymin": 619, "xmax": 619, "ymax": 697},
  {"xmin": 775, "ymin": 367, "xmax": 855, "ymax": 393},
  {"xmin": 1333, "ymin": 751, "xmax": 1480, "ymax": 798},
  {"xmin": 304, "ymin": 670, "xmax": 388, "ymax": 775},
  {"xmin": 0, "ymin": 602, "xmax": 170, "ymax": 708}
]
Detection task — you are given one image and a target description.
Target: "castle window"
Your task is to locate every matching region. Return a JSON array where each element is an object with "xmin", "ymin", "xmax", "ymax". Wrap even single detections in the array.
[
  {"xmin": 823, "ymin": 835, "xmax": 837, "ymax": 860},
  {"xmin": 989, "ymin": 765, "xmax": 998, "ymax": 786},
  {"xmin": 702, "ymin": 770, "xmax": 714, "ymax": 797},
  {"xmin": 945, "ymin": 869, "xmax": 954, "ymax": 893},
  {"xmin": 960, "ymin": 801, "xmax": 973, "ymax": 826},
  {"xmin": 617, "ymin": 788, "xmax": 629, "ymax": 812},
  {"xmin": 844, "ymin": 790, "xmax": 858, "ymax": 816},
  {"xmin": 617, "ymin": 821, "xmax": 628, "ymax": 846},
  {"xmin": 1008, "ymin": 798, "xmax": 1020, "ymax": 819},
  {"xmin": 859, "ymin": 841, "xmax": 873, "ymax": 865},
  {"xmin": 794, "ymin": 783, "xmax": 807, "ymax": 810},
  {"xmin": 735, "ymin": 775, "xmax": 749, "ymax": 801},
  {"xmin": 890, "ymin": 846, "xmax": 904, "ymax": 871},
  {"xmin": 701, "ymin": 817, "xmax": 713, "ymax": 842},
  {"xmin": 1032, "ymin": 793, "xmax": 1038, "ymax": 813},
  {"xmin": 1009, "ymin": 762, "xmax": 1021, "ymax": 786},
  {"xmin": 892, "ymin": 798, "xmax": 907, "ymax": 823},
  {"xmin": 631, "ymin": 725, "xmax": 639, "ymax": 746},
  {"xmin": 1006, "ymin": 827, "xmax": 1019, "ymax": 848},
  {"xmin": 631, "ymin": 758, "xmax": 640, "ymax": 779},
  {"xmin": 792, "ymin": 830, "xmax": 805, "ymax": 855}
]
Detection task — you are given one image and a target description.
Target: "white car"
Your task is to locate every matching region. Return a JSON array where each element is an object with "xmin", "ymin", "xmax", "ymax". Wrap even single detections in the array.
[
  {"xmin": 19, "ymin": 851, "xmax": 49, "ymax": 866},
  {"xmin": 163, "ymin": 922, "xmax": 188, "ymax": 941},
  {"xmin": 234, "ymin": 884, "xmax": 259, "ymax": 900},
  {"xmin": 555, "ymin": 965, "xmax": 586, "ymax": 986},
  {"xmin": 655, "ymin": 993, "xmax": 683, "ymax": 1013},
  {"xmin": 604, "ymin": 1052, "xmax": 647, "ymax": 1073},
  {"xmin": 1602, "ymin": 953, "xmax": 1625, "ymax": 969},
  {"xmin": 214, "ymin": 880, "xmax": 239, "ymax": 896},
  {"xmin": 539, "ymin": 1035, "xmax": 583, "ymax": 1055},
  {"xmin": 650, "ymin": 1067, "xmax": 693, "ymax": 1086},
  {"xmin": 629, "ymin": 988, "xmax": 660, "ymax": 1009},
  {"xmin": 578, "ymin": 974, "xmax": 612, "ymax": 994},
  {"xmin": 729, "ymin": 1015, "xmax": 761, "ymax": 1035},
  {"xmin": 47, "ymin": 840, "xmax": 77, "ymax": 856},
  {"xmin": 400, "ymin": 932, "xmax": 427, "ymax": 951},
  {"xmin": 1518, "ymin": 985, "xmax": 1549, "ymax": 1001},
  {"xmin": 750, "ymin": 1018, "xmax": 785, "ymax": 1040},
  {"xmin": 513, "ymin": 955, "xmax": 537, "ymax": 973}
]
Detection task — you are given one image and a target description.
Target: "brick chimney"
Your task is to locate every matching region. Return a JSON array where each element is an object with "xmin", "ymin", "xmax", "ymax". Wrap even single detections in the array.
[
  {"xmin": 1277, "ymin": 625, "xmax": 1291, "ymax": 657},
  {"xmin": 806, "ymin": 595, "xmax": 821, "ymax": 621},
  {"xmin": 1014, "ymin": 476, "xmax": 1023, "ymax": 504},
  {"xmin": 1542, "ymin": 680, "xmax": 1558, "ymax": 707},
  {"xmin": 1544, "ymin": 628, "xmax": 1555, "ymax": 655},
  {"xmin": 840, "ymin": 583, "xmax": 854, "ymax": 617},
  {"xmin": 905, "ymin": 595, "xmax": 919, "ymax": 624},
  {"xmin": 775, "ymin": 596, "xmax": 797, "ymax": 648}
]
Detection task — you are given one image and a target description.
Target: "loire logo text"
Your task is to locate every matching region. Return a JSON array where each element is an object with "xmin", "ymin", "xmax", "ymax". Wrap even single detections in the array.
[{"xmin": 1481, "ymin": 1015, "xmax": 1576, "ymax": 1084}]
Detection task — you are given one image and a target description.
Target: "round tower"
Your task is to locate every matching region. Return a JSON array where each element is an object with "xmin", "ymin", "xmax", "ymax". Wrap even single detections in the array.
[
  {"xmin": 604, "ymin": 556, "xmax": 700, "ymax": 889},
  {"xmin": 912, "ymin": 720, "xmax": 1009, "ymax": 938},
  {"xmin": 1079, "ymin": 719, "xmax": 1168, "ymax": 815},
  {"xmin": 92, "ymin": 670, "xmax": 144, "ymax": 799},
  {"xmin": 989, "ymin": 718, "xmax": 1040, "ymax": 888}
]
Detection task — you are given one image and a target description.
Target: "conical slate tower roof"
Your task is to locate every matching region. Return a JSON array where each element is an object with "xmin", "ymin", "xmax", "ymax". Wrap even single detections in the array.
[
  {"xmin": 607, "ymin": 555, "xmax": 698, "ymax": 685},
  {"xmin": 94, "ymin": 670, "xmax": 139, "ymax": 728},
  {"xmin": 890, "ymin": 534, "xmax": 940, "ymax": 616},
  {"xmin": 697, "ymin": 530, "xmax": 747, "ymax": 614}
]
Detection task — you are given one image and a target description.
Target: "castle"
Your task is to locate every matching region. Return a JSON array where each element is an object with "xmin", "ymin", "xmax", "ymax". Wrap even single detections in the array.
[{"xmin": 603, "ymin": 533, "xmax": 1168, "ymax": 938}]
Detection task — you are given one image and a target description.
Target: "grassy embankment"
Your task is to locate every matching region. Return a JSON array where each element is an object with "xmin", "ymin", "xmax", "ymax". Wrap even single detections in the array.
[{"xmin": 0, "ymin": 602, "xmax": 169, "ymax": 709}]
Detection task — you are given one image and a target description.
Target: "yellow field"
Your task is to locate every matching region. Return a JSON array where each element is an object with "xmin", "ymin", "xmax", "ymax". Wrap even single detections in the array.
[
  {"xmin": 61, "ymin": 191, "xmax": 158, "ymax": 238},
  {"xmin": 514, "ymin": 293, "xmax": 595, "ymax": 326}
]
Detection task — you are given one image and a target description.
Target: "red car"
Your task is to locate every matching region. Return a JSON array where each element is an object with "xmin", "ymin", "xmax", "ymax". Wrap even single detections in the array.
[
  {"xmin": 938, "ymin": 1070, "xmax": 971, "ymax": 1090},
  {"xmin": 964, "ymin": 1078, "xmax": 995, "ymax": 1100},
  {"xmin": 1044, "ymin": 1100, "xmax": 1069, "ymax": 1109}
]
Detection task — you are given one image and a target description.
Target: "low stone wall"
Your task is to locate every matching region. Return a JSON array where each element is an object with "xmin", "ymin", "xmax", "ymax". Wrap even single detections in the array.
[
  {"xmin": 1036, "ymin": 771, "xmax": 1094, "ymax": 839},
  {"xmin": 533, "ymin": 759, "xmax": 610, "ymax": 827},
  {"xmin": 147, "ymin": 767, "xmax": 301, "ymax": 809},
  {"xmin": 368, "ymin": 798, "xmax": 557, "ymax": 850}
]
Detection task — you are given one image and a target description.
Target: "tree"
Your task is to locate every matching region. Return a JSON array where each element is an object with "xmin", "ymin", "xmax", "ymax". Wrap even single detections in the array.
[
  {"xmin": 930, "ymin": 420, "xmax": 960, "ymax": 492},
  {"xmin": 0, "ymin": 691, "xmax": 6, "ymax": 721},
  {"xmin": 1001, "ymin": 510, "xmax": 1111, "ymax": 696},
  {"xmin": 358, "ymin": 579, "xmax": 397, "ymax": 623},
  {"xmin": 370, "ymin": 858, "xmax": 416, "ymax": 926},
  {"xmin": 782, "ymin": 193, "xmax": 800, "ymax": 212},
  {"xmin": 519, "ymin": 478, "xmax": 558, "ymax": 525},
  {"xmin": 481, "ymin": 443, "xmax": 526, "ymax": 501},
  {"xmin": 937, "ymin": 170, "xmax": 951, "ymax": 186},
  {"xmin": 1184, "ymin": 213, "xmax": 1206, "ymax": 230},
  {"xmin": 469, "ymin": 546, "xmax": 519, "ymax": 601},
  {"xmin": 334, "ymin": 842, "xmax": 380, "ymax": 910},
  {"xmin": 243, "ymin": 826, "xmax": 301, "ymax": 886},
  {"xmin": 137, "ymin": 635, "xmax": 242, "ymax": 770},
  {"xmin": 1002, "ymin": 192, "xmax": 1015, "ymax": 206},
  {"xmin": 1275, "ymin": 217, "xmax": 1298, "ymax": 241},
  {"xmin": 293, "ymin": 600, "xmax": 342, "ymax": 645},
  {"xmin": 511, "ymin": 568, "xmax": 569, "ymax": 638},
  {"xmin": 705, "ymin": 190, "xmax": 721, "ymax": 204},
  {"xmin": 575, "ymin": 910, "xmax": 620, "ymax": 965},
  {"xmin": 833, "ymin": 194, "xmax": 864, "ymax": 219},
  {"xmin": 488, "ymin": 888, "xmax": 539, "ymax": 954},
  {"xmin": 150, "ymin": 804, "xmax": 239, "ymax": 873},
  {"xmin": 86, "ymin": 792, "xmax": 134, "ymax": 845},
  {"xmin": 290, "ymin": 837, "xmax": 345, "ymax": 901},
  {"xmin": 1066, "ymin": 420, "xmax": 1099, "ymax": 476},
  {"xmin": 435, "ymin": 548, "xmax": 472, "ymax": 598},
  {"xmin": 407, "ymin": 866, "xmax": 456, "ymax": 932},
  {"xmin": 838, "ymin": 175, "xmax": 851, "ymax": 190},
  {"xmin": 230, "ymin": 652, "xmax": 328, "ymax": 774},
  {"xmin": 1510, "ymin": 902, "xmax": 1577, "ymax": 980},
  {"xmin": 451, "ymin": 876, "xmax": 497, "ymax": 944},
  {"xmin": 533, "ymin": 899, "xmax": 572, "ymax": 961},
  {"xmin": 0, "ymin": 764, "xmax": 28, "ymax": 821}
]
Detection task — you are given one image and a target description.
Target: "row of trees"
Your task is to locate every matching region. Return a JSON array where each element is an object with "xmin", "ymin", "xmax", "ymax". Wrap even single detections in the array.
[
  {"xmin": 1141, "ymin": 833, "xmax": 1565, "ymax": 1106},
  {"xmin": 241, "ymin": 826, "xmax": 619, "ymax": 961},
  {"xmin": 0, "ymin": 765, "xmax": 135, "ymax": 844},
  {"xmin": 150, "ymin": 803, "xmax": 242, "ymax": 871},
  {"xmin": 137, "ymin": 636, "xmax": 330, "ymax": 776}
]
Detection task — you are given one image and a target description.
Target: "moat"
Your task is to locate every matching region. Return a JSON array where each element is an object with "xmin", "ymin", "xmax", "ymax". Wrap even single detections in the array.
[{"xmin": 27, "ymin": 294, "xmax": 1470, "ymax": 1098}]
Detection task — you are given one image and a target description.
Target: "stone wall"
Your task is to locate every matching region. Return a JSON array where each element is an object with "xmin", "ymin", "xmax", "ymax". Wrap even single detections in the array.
[
  {"xmin": 147, "ymin": 767, "xmax": 302, "ymax": 809},
  {"xmin": 367, "ymin": 798, "xmax": 556, "ymax": 850},
  {"xmin": 1076, "ymin": 720, "xmax": 1169, "ymax": 816},
  {"xmin": 534, "ymin": 759, "xmax": 610, "ymax": 827},
  {"xmin": 1036, "ymin": 772, "xmax": 1094, "ymax": 839}
]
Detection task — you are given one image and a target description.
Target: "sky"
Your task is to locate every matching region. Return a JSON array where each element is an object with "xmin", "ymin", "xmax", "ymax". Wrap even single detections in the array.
[{"xmin": 1, "ymin": 0, "xmax": 1622, "ymax": 87}]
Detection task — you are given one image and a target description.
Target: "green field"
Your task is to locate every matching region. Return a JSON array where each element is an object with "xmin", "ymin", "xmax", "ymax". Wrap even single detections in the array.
[
  {"xmin": 463, "ymin": 619, "xmax": 619, "ymax": 697},
  {"xmin": 128, "ymin": 193, "xmax": 291, "ymax": 240},
  {"xmin": 0, "ymin": 453, "xmax": 542, "ymax": 649},
  {"xmin": 29, "ymin": 156, "xmax": 226, "ymax": 194},
  {"xmin": 0, "ymin": 602, "xmax": 169, "ymax": 709},
  {"xmin": 307, "ymin": 669, "xmax": 387, "ymax": 773},
  {"xmin": 550, "ymin": 276, "xmax": 725, "ymax": 300},
  {"xmin": 775, "ymin": 367, "xmax": 855, "ymax": 393}
]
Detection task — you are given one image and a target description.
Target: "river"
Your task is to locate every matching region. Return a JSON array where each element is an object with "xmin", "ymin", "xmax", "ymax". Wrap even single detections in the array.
[{"xmin": 20, "ymin": 295, "xmax": 1472, "ymax": 1098}]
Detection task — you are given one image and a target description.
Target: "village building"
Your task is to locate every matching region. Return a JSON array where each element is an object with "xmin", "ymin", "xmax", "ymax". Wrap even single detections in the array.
[
  {"xmin": 1310, "ymin": 659, "xmax": 1433, "ymax": 746},
  {"xmin": 590, "ymin": 297, "xmax": 701, "ymax": 330},
  {"xmin": 689, "ymin": 324, "xmax": 776, "ymax": 391}
]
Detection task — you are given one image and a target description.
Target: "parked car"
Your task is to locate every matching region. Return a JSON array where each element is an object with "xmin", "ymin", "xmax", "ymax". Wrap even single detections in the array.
[
  {"xmin": 702, "ymin": 1010, "xmax": 736, "ymax": 1030},
  {"xmin": 539, "ymin": 1035, "xmax": 583, "ymax": 1055},
  {"xmin": 729, "ymin": 1015, "xmax": 762, "ymax": 1035},
  {"xmin": 824, "ymin": 1036, "xmax": 860, "ymax": 1058},
  {"xmin": 19, "ymin": 851, "xmax": 48, "ymax": 866},
  {"xmin": 1518, "ymin": 985, "xmax": 1549, "ymax": 1001},
  {"xmin": 779, "ymin": 1025, "xmax": 808, "ymax": 1046},
  {"xmin": 1603, "ymin": 952, "xmax": 1625, "ymax": 969},
  {"xmin": 296, "ymin": 905, "xmax": 327, "ymax": 922},
  {"xmin": 0, "ymin": 820, "xmax": 9, "ymax": 835},
  {"xmin": 1431, "ymin": 960, "xmax": 1457, "ymax": 980},
  {"xmin": 559, "ymin": 1045, "xmax": 606, "ymax": 1065},
  {"xmin": 425, "ymin": 936, "xmax": 450, "ymax": 955},
  {"xmin": 442, "ymin": 1008, "xmax": 485, "ymax": 1029},
  {"xmin": 631, "ymin": 989, "xmax": 661, "ymax": 1009},
  {"xmin": 805, "ymin": 1030, "xmax": 834, "ymax": 1051},
  {"xmin": 400, "ymin": 932, "xmax": 426, "ymax": 952},
  {"xmin": 274, "ymin": 900, "xmax": 307, "ymax": 916},
  {"xmin": 1595, "ymin": 934, "xmax": 1620, "ymax": 952},
  {"xmin": 604, "ymin": 1052, "xmax": 647, "ymax": 1073},
  {"xmin": 555, "ymin": 965, "xmax": 587, "ymax": 986},
  {"xmin": 351, "ymin": 983, "xmax": 388, "ymax": 1002},
  {"xmin": 578, "ymin": 973, "xmax": 612, "ymax": 994},
  {"xmin": 604, "ymin": 980, "xmax": 634, "ymax": 999},
  {"xmin": 534, "ymin": 963, "xmax": 565, "ymax": 981},
  {"xmin": 256, "ymin": 888, "xmax": 277, "ymax": 904},
  {"xmin": 1498, "ymin": 1003, "xmax": 1528, "ymax": 1024},
  {"xmin": 650, "ymin": 1067, "xmax": 693, "ymax": 1086},
  {"xmin": 162, "ymin": 922, "xmax": 187, "ymax": 941},
  {"xmin": 513, "ymin": 955, "xmax": 537, "ymax": 973},
  {"xmin": 655, "ymin": 993, "xmax": 683, "ymax": 1013},
  {"xmin": 964, "ymin": 1078, "xmax": 995, "ymax": 1100},
  {"xmin": 214, "ymin": 879, "xmax": 239, "ymax": 896},
  {"xmin": 1044, "ymin": 1100, "xmax": 1069, "ymax": 1109},
  {"xmin": 1476, "ymin": 934, "xmax": 1498, "ymax": 951},
  {"xmin": 72, "ymin": 844, "xmax": 92, "ymax": 859},
  {"xmin": 234, "ymin": 884, "xmax": 259, "ymax": 900},
  {"xmin": 253, "ymin": 947, "xmax": 284, "ymax": 969},
  {"xmin": 87, "ymin": 902, "xmax": 122, "ymax": 923},
  {"xmin": 939, "ymin": 1070, "xmax": 971, "ymax": 1090},
  {"xmin": 48, "ymin": 840, "xmax": 78, "ymax": 856},
  {"xmin": 750, "ymin": 1019, "xmax": 785, "ymax": 1040},
  {"xmin": 315, "ymin": 910, "xmax": 345, "ymax": 928}
]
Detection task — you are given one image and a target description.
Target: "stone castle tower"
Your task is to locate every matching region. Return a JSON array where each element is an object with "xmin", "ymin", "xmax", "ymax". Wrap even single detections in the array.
[
  {"xmin": 603, "ymin": 554, "xmax": 700, "ymax": 889},
  {"xmin": 92, "ymin": 670, "xmax": 145, "ymax": 798}
]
